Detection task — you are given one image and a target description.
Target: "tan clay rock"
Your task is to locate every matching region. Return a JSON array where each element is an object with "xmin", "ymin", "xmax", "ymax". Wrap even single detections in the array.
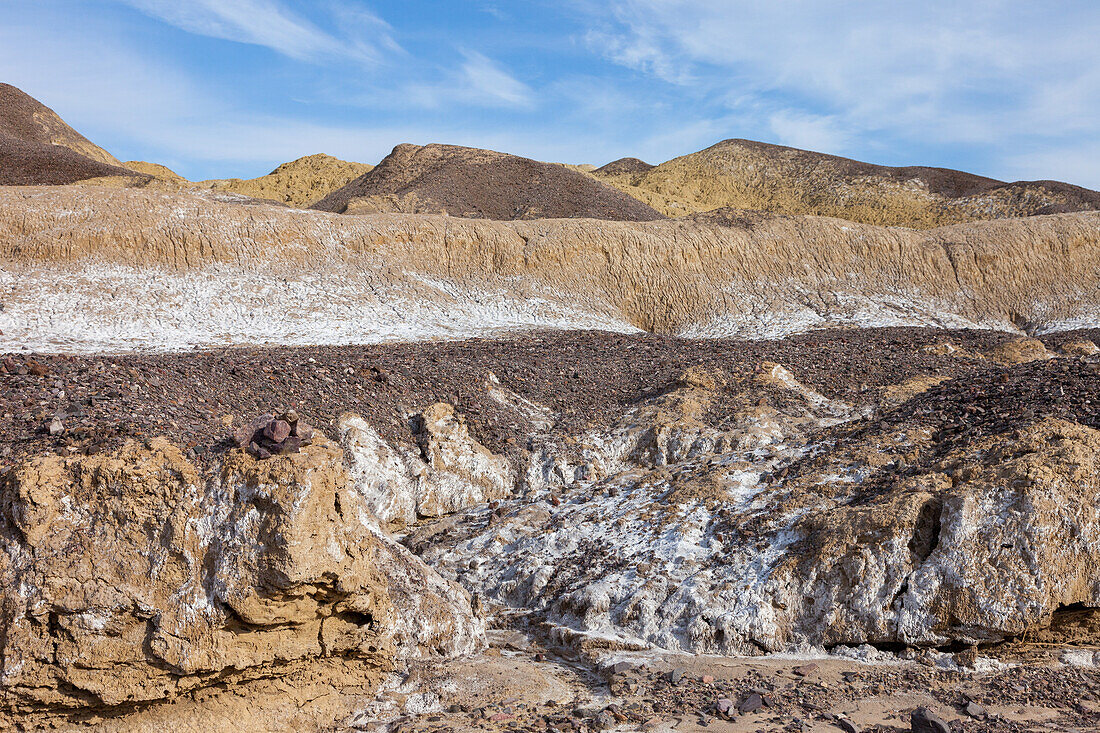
[
  {"xmin": 0, "ymin": 435, "xmax": 483, "ymax": 719},
  {"xmin": 412, "ymin": 403, "xmax": 513, "ymax": 517},
  {"xmin": 1059, "ymin": 339, "xmax": 1100, "ymax": 356},
  {"xmin": 3, "ymin": 186, "xmax": 1100, "ymax": 351},
  {"xmin": 985, "ymin": 337, "xmax": 1054, "ymax": 364}
]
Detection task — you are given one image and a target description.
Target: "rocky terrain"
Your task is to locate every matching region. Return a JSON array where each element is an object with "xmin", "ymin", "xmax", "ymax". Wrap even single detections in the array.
[
  {"xmin": 311, "ymin": 143, "xmax": 665, "ymax": 220},
  {"xmin": 2, "ymin": 328, "xmax": 1100, "ymax": 730},
  {"xmin": 2, "ymin": 81, "xmax": 1100, "ymax": 732},
  {"xmin": 591, "ymin": 139, "xmax": 1100, "ymax": 227}
]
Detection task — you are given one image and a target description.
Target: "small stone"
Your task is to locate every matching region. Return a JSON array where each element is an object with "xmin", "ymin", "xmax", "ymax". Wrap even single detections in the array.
[
  {"xmin": 954, "ymin": 645, "xmax": 978, "ymax": 667},
  {"xmin": 835, "ymin": 716, "xmax": 860, "ymax": 733},
  {"xmin": 911, "ymin": 707, "xmax": 950, "ymax": 733},
  {"xmin": 573, "ymin": 704, "xmax": 602, "ymax": 718},
  {"xmin": 48, "ymin": 417, "xmax": 64, "ymax": 436},
  {"xmin": 965, "ymin": 701, "xmax": 986, "ymax": 719},
  {"xmin": 594, "ymin": 710, "xmax": 616, "ymax": 729},
  {"xmin": 738, "ymin": 693, "xmax": 763, "ymax": 713},
  {"xmin": 667, "ymin": 668, "xmax": 685, "ymax": 684},
  {"xmin": 715, "ymin": 698, "xmax": 735, "ymax": 716},
  {"xmin": 294, "ymin": 420, "xmax": 314, "ymax": 442},
  {"xmin": 235, "ymin": 414, "xmax": 273, "ymax": 448},
  {"xmin": 701, "ymin": 674, "xmax": 715, "ymax": 684},
  {"xmin": 28, "ymin": 360, "xmax": 49, "ymax": 377},
  {"xmin": 264, "ymin": 419, "xmax": 291, "ymax": 443},
  {"xmin": 284, "ymin": 409, "xmax": 299, "ymax": 423},
  {"xmin": 793, "ymin": 663, "xmax": 819, "ymax": 677}
]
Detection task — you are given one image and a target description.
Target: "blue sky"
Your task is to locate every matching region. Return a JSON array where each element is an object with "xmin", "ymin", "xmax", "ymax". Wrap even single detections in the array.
[{"xmin": 2, "ymin": 0, "xmax": 1099, "ymax": 187}]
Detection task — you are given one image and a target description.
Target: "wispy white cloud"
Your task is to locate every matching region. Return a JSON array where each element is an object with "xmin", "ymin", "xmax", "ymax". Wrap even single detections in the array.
[
  {"xmin": 585, "ymin": 0, "xmax": 1100, "ymax": 183},
  {"xmin": 768, "ymin": 111, "xmax": 848, "ymax": 154},
  {"xmin": 457, "ymin": 50, "xmax": 535, "ymax": 108},
  {"xmin": 0, "ymin": 15, "xmax": 409, "ymax": 175},
  {"xmin": 401, "ymin": 50, "xmax": 535, "ymax": 110},
  {"xmin": 117, "ymin": 0, "xmax": 398, "ymax": 63},
  {"xmin": 1005, "ymin": 141, "xmax": 1100, "ymax": 189}
]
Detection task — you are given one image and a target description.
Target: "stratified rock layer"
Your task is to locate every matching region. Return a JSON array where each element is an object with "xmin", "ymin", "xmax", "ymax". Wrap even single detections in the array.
[{"xmin": 2, "ymin": 186, "xmax": 1099, "ymax": 352}]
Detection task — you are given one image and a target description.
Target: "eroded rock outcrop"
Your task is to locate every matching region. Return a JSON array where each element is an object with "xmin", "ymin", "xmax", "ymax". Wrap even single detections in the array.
[
  {"xmin": 410, "ymin": 363, "xmax": 1100, "ymax": 655},
  {"xmin": 339, "ymin": 404, "xmax": 513, "ymax": 525},
  {"xmin": 0, "ymin": 434, "xmax": 483, "ymax": 718}
]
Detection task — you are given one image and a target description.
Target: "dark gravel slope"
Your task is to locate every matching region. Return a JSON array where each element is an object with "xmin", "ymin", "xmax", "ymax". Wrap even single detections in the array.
[{"xmin": 312, "ymin": 143, "xmax": 664, "ymax": 221}]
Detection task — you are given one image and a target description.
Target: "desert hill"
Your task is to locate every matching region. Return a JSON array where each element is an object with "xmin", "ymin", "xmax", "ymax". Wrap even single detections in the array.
[
  {"xmin": 595, "ymin": 156, "xmax": 654, "ymax": 175},
  {"xmin": 0, "ymin": 83, "xmax": 120, "ymax": 165},
  {"xmin": 118, "ymin": 155, "xmax": 372, "ymax": 207},
  {"xmin": 0, "ymin": 83, "xmax": 146, "ymax": 186},
  {"xmin": 124, "ymin": 160, "xmax": 188, "ymax": 182},
  {"xmin": 196, "ymin": 153, "xmax": 373, "ymax": 208},
  {"xmin": 311, "ymin": 142, "xmax": 665, "ymax": 221},
  {"xmin": 593, "ymin": 138, "xmax": 1100, "ymax": 228}
]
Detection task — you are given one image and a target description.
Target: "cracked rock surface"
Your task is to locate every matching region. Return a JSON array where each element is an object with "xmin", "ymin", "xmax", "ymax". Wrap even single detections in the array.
[{"xmin": 0, "ymin": 434, "xmax": 483, "ymax": 725}]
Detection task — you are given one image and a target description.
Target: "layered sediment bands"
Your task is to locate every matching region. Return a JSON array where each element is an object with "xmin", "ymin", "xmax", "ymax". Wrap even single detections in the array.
[
  {"xmin": 0, "ymin": 435, "xmax": 483, "ymax": 718},
  {"xmin": 1, "ymin": 186, "xmax": 1099, "ymax": 351}
]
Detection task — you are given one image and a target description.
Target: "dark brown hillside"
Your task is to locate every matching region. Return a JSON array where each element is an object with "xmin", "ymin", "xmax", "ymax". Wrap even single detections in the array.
[
  {"xmin": 0, "ymin": 83, "xmax": 146, "ymax": 185},
  {"xmin": 312, "ymin": 143, "xmax": 664, "ymax": 221}
]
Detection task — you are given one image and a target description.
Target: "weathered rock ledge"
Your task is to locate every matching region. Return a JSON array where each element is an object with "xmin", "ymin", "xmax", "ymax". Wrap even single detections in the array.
[{"xmin": 0, "ymin": 434, "xmax": 484, "ymax": 724}]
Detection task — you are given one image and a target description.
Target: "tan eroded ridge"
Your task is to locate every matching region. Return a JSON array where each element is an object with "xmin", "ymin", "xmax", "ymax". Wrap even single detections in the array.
[
  {"xmin": 592, "ymin": 138, "xmax": 1100, "ymax": 228},
  {"xmin": 2, "ymin": 185, "xmax": 1098, "ymax": 337},
  {"xmin": 195, "ymin": 153, "xmax": 374, "ymax": 207}
]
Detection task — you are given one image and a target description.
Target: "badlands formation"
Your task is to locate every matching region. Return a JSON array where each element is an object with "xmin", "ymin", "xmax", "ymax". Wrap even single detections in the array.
[
  {"xmin": 590, "ymin": 139, "xmax": 1100, "ymax": 227},
  {"xmin": 1, "ymin": 85, "xmax": 1100, "ymax": 732}
]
